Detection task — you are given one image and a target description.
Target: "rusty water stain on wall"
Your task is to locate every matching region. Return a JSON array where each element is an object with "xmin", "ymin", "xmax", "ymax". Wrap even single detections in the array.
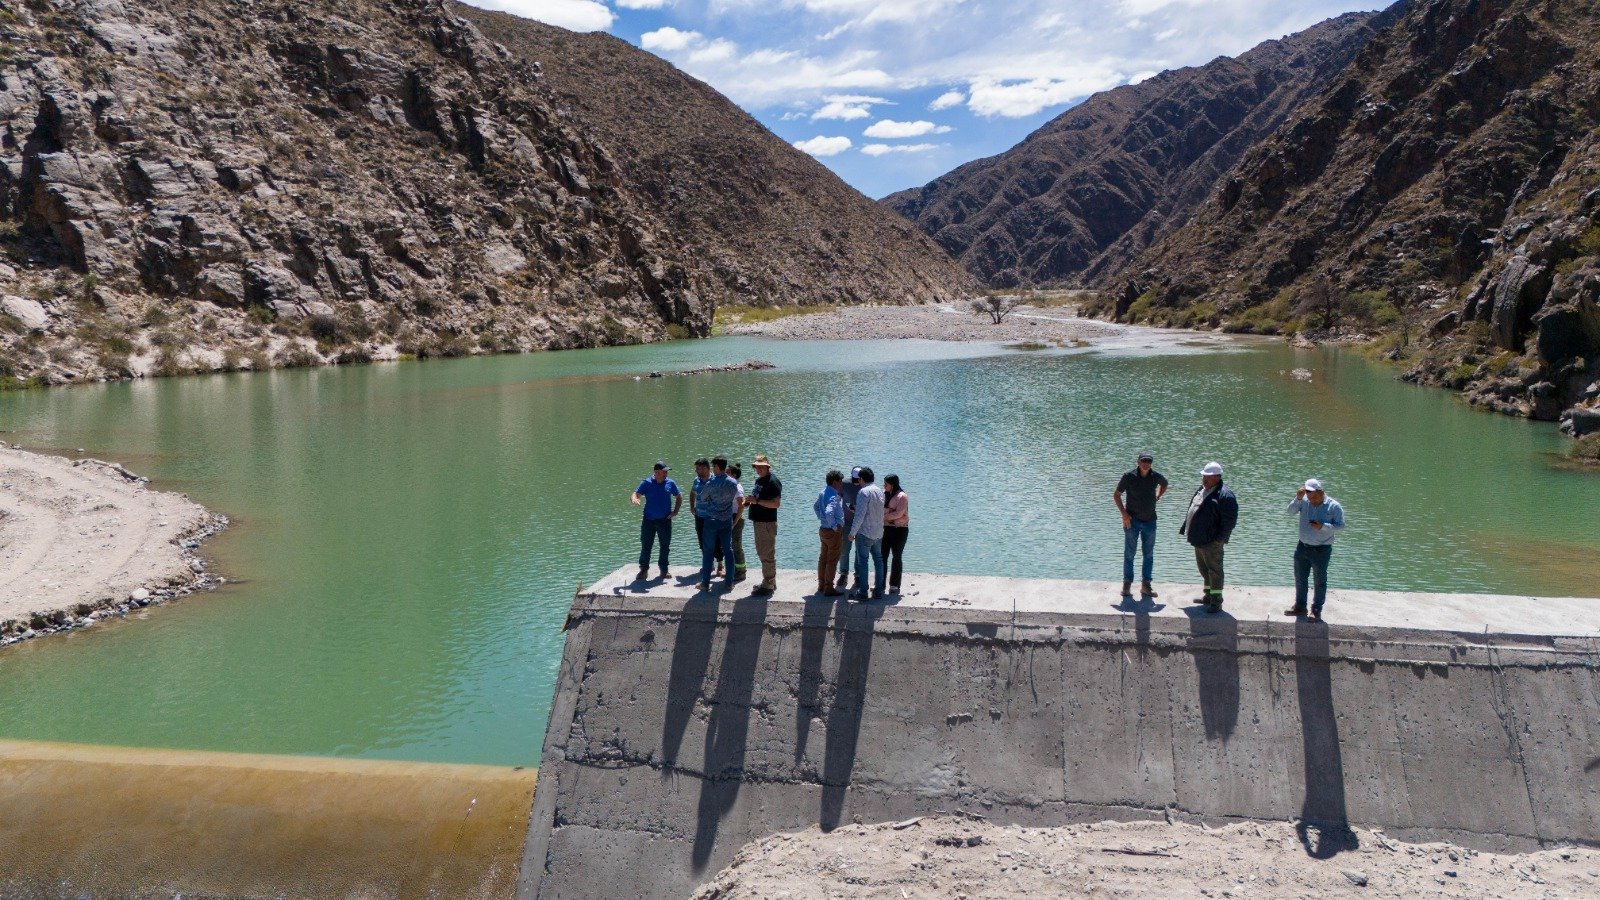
[{"xmin": 0, "ymin": 739, "xmax": 536, "ymax": 898}]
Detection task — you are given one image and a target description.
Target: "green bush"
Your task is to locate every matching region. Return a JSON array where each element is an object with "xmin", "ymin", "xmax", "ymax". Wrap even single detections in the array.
[{"xmin": 1446, "ymin": 362, "xmax": 1478, "ymax": 387}]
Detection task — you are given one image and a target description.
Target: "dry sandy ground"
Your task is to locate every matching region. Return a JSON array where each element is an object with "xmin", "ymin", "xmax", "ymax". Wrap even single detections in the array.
[
  {"xmin": 694, "ymin": 817, "xmax": 1600, "ymax": 899},
  {"xmin": 722, "ymin": 303, "xmax": 1237, "ymax": 350},
  {"xmin": 0, "ymin": 444, "xmax": 221, "ymax": 643}
]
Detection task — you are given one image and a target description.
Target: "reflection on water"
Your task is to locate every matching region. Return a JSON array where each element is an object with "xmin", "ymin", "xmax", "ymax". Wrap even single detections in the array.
[{"xmin": 0, "ymin": 336, "xmax": 1595, "ymax": 765}]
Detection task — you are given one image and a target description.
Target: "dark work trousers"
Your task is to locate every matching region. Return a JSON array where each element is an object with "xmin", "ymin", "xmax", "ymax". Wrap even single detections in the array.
[
  {"xmin": 639, "ymin": 517, "xmax": 671, "ymax": 569},
  {"xmin": 882, "ymin": 525, "xmax": 909, "ymax": 589},
  {"xmin": 818, "ymin": 528, "xmax": 843, "ymax": 591},
  {"xmin": 1293, "ymin": 541, "xmax": 1334, "ymax": 614},
  {"xmin": 1194, "ymin": 540, "xmax": 1226, "ymax": 600}
]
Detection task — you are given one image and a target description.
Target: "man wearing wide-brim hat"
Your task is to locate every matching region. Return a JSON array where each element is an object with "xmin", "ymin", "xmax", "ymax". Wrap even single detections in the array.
[
  {"xmin": 1178, "ymin": 461, "xmax": 1239, "ymax": 613},
  {"xmin": 744, "ymin": 454, "xmax": 783, "ymax": 595},
  {"xmin": 1284, "ymin": 478, "xmax": 1345, "ymax": 623}
]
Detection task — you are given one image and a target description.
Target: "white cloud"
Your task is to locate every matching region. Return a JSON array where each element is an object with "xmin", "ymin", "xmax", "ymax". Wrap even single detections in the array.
[
  {"xmin": 863, "ymin": 119, "xmax": 952, "ymax": 138},
  {"xmin": 929, "ymin": 90, "xmax": 966, "ymax": 111},
  {"xmin": 794, "ymin": 135, "xmax": 854, "ymax": 157},
  {"xmin": 640, "ymin": 27, "xmax": 701, "ymax": 52},
  {"xmin": 861, "ymin": 142, "xmax": 940, "ymax": 156},
  {"xmin": 616, "ymin": 0, "xmax": 672, "ymax": 7},
  {"xmin": 469, "ymin": 0, "xmax": 613, "ymax": 31},
  {"xmin": 812, "ymin": 94, "xmax": 890, "ymax": 121}
]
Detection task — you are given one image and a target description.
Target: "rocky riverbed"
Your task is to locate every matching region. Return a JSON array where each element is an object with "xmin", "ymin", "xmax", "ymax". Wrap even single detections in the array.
[
  {"xmin": 694, "ymin": 816, "xmax": 1600, "ymax": 899},
  {"xmin": 722, "ymin": 303, "xmax": 1244, "ymax": 351},
  {"xmin": 0, "ymin": 445, "xmax": 224, "ymax": 646}
]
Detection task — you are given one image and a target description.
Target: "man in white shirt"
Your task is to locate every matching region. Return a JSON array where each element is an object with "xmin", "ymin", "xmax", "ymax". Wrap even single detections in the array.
[{"xmin": 848, "ymin": 467, "xmax": 887, "ymax": 601}]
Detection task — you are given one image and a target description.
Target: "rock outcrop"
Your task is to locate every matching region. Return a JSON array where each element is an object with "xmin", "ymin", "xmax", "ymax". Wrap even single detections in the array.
[
  {"xmin": 1113, "ymin": 0, "xmax": 1600, "ymax": 427},
  {"xmin": 0, "ymin": 0, "xmax": 973, "ymax": 385},
  {"xmin": 881, "ymin": 9, "xmax": 1396, "ymax": 288}
]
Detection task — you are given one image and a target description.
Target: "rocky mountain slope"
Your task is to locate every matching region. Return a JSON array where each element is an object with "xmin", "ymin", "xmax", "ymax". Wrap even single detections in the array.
[
  {"xmin": 882, "ymin": 9, "xmax": 1399, "ymax": 288},
  {"xmin": 1110, "ymin": 0, "xmax": 1600, "ymax": 432},
  {"xmin": 0, "ymin": 0, "xmax": 972, "ymax": 386},
  {"xmin": 456, "ymin": 4, "xmax": 974, "ymax": 312}
]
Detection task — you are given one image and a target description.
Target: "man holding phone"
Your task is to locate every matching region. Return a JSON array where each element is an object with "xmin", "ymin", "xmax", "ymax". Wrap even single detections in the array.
[{"xmin": 1284, "ymin": 478, "xmax": 1345, "ymax": 622}]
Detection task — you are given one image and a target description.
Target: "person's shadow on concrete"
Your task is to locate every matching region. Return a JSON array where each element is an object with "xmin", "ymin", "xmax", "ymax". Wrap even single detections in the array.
[
  {"xmin": 794, "ymin": 595, "xmax": 842, "ymax": 764},
  {"xmin": 1294, "ymin": 623, "xmax": 1357, "ymax": 858},
  {"xmin": 1182, "ymin": 605, "xmax": 1240, "ymax": 741},
  {"xmin": 690, "ymin": 596, "xmax": 769, "ymax": 872},
  {"xmin": 820, "ymin": 600, "xmax": 883, "ymax": 832},
  {"xmin": 1113, "ymin": 594, "xmax": 1166, "ymax": 653},
  {"xmin": 660, "ymin": 595, "xmax": 719, "ymax": 769}
]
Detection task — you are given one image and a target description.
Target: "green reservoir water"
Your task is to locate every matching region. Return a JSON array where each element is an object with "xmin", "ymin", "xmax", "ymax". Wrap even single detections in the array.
[{"xmin": 1, "ymin": 336, "xmax": 1596, "ymax": 766}]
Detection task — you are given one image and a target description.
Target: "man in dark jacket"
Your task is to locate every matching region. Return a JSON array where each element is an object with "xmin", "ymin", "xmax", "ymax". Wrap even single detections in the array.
[{"xmin": 1178, "ymin": 461, "xmax": 1239, "ymax": 613}]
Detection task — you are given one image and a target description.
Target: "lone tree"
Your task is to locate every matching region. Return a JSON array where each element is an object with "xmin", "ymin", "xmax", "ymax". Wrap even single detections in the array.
[
  {"xmin": 1294, "ymin": 276, "xmax": 1345, "ymax": 335},
  {"xmin": 971, "ymin": 294, "xmax": 1023, "ymax": 324}
]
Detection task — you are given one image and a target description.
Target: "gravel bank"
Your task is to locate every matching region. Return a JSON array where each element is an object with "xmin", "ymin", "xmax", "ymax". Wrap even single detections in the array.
[
  {"xmin": 694, "ymin": 816, "xmax": 1600, "ymax": 899},
  {"xmin": 722, "ymin": 303, "xmax": 1241, "ymax": 350},
  {"xmin": 0, "ymin": 444, "xmax": 225, "ymax": 646}
]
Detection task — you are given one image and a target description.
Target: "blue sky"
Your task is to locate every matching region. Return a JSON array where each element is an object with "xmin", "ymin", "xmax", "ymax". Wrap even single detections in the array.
[{"xmin": 462, "ymin": 0, "xmax": 1381, "ymax": 199}]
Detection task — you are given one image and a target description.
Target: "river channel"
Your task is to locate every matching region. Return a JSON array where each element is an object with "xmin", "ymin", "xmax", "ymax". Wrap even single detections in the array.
[{"xmin": 1, "ymin": 335, "xmax": 1596, "ymax": 766}]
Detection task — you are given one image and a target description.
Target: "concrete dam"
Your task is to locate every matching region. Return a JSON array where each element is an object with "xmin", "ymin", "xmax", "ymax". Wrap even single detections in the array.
[{"xmin": 519, "ymin": 567, "xmax": 1600, "ymax": 899}]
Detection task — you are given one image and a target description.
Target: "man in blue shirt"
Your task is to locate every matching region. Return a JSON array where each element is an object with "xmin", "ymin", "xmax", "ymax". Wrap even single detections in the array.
[
  {"xmin": 1284, "ymin": 478, "xmax": 1346, "ymax": 622},
  {"xmin": 694, "ymin": 456, "xmax": 741, "ymax": 592},
  {"xmin": 814, "ymin": 470, "xmax": 846, "ymax": 597},
  {"xmin": 631, "ymin": 461, "xmax": 681, "ymax": 581}
]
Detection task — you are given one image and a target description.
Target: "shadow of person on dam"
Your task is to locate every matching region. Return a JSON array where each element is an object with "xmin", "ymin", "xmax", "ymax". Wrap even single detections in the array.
[
  {"xmin": 691, "ymin": 596, "xmax": 769, "ymax": 872},
  {"xmin": 1112, "ymin": 595, "xmax": 1166, "ymax": 651},
  {"xmin": 1294, "ymin": 624, "xmax": 1358, "ymax": 859},
  {"xmin": 661, "ymin": 594, "xmax": 720, "ymax": 770},
  {"xmin": 820, "ymin": 600, "xmax": 884, "ymax": 832},
  {"xmin": 794, "ymin": 596, "xmax": 841, "ymax": 764},
  {"xmin": 1182, "ymin": 606, "xmax": 1240, "ymax": 741}
]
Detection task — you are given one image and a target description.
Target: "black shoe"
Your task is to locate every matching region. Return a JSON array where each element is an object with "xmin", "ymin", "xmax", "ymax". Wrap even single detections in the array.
[
  {"xmin": 1284, "ymin": 607, "xmax": 1308, "ymax": 617},
  {"xmin": 637, "ymin": 567, "xmax": 649, "ymax": 581},
  {"xmin": 1307, "ymin": 612, "xmax": 1324, "ymax": 623},
  {"xmin": 696, "ymin": 582, "xmax": 711, "ymax": 593},
  {"xmin": 1121, "ymin": 580, "xmax": 1133, "ymax": 597},
  {"xmin": 659, "ymin": 566, "xmax": 669, "ymax": 579},
  {"xmin": 750, "ymin": 585, "xmax": 773, "ymax": 596}
]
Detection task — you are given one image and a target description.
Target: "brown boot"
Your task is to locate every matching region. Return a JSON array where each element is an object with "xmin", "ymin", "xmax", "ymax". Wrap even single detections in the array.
[
  {"xmin": 1121, "ymin": 580, "xmax": 1133, "ymax": 597},
  {"xmin": 1141, "ymin": 581, "xmax": 1157, "ymax": 597}
]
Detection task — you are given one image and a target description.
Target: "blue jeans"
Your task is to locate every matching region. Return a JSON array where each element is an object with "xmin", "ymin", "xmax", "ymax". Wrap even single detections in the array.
[
  {"xmin": 837, "ymin": 513, "xmax": 854, "ymax": 578},
  {"xmin": 640, "ymin": 517, "xmax": 672, "ymax": 569},
  {"xmin": 1123, "ymin": 518, "xmax": 1157, "ymax": 583},
  {"xmin": 699, "ymin": 519, "xmax": 735, "ymax": 587},
  {"xmin": 852, "ymin": 535, "xmax": 885, "ymax": 597},
  {"xmin": 1294, "ymin": 541, "xmax": 1333, "ymax": 613}
]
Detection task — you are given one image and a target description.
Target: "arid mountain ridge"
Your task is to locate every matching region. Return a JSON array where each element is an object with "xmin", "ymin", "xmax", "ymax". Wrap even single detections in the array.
[
  {"xmin": 889, "ymin": 0, "xmax": 1600, "ymax": 434},
  {"xmin": 882, "ymin": 8, "xmax": 1402, "ymax": 288},
  {"xmin": 0, "ymin": 0, "xmax": 973, "ymax": 385}
]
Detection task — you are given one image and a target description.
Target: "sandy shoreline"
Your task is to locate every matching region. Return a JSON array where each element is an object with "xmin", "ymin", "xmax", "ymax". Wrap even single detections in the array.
[
  {"xmin": 0, "ymin": 444, "xmax": 225, "ymax": 647},
  {"xmin": 696, "ymin": 816, "xmax": 1600, "ymax": 898},
  {"xmin": 721, "ymin": 302, "xmax": 1243, "ymax": 351}
]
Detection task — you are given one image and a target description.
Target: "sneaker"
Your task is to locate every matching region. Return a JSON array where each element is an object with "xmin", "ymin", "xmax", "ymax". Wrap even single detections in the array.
[
  {"xmin": 751, "ymin": 585, "xmax": 773, "ymax": 596},
  {"xmin": 1284, "ymin": 607, "xmax": 1308, "ymax": 617},
  {"xmin": 1121, "ymin": 580, "xmax": 1133, "ymax": 597},
  {"xmin": 889, "ymin": 586, "xmax": 901, "ymax": 595},
  {"xmin": 697, "ymin": 582, "xmax": 711, "ymax": 593},
  {"xmin": 823, "ymin": 589, "xmax": 845, "ymax": 597},
  {"xmin": 1307, "ymin": 612, "xmax": 1324, "ymax": 623},
  {"xmin": 637, "ymin": 567, "xmax": 649, "ymax": 581},
  {"xmin": 1141, "ymin": 582, "xmax": 1158, "ymax": 598},
  {"xmin": 835, "ymin": 574, "xmax": 850, "ymax": 589}
]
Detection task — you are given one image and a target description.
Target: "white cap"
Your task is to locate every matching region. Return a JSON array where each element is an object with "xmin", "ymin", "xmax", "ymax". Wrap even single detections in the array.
[
  {"xmin": 1200, "ymin": 462, "xmax": 1224, "ymax": 476},
  {"xmin": 1304, "ymin": 478, "xmax": 1324, "ymax": 492}
]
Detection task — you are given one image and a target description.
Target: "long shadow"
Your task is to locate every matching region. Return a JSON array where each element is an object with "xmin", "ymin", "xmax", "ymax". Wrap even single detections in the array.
[
  {"xmin": 660, "ymin": 594, "xmax": 719, "ymax": 769},
  {"xmin": 1182, "ymin": 606, "xmax": 1239, "ymax": 741},
  {"xmin": 691, "ymin": 596, "xmax": 769, "ymax": 871},
  {"xmin": 794, "ymin": 595, "xmax": 840, "ymax": 763},
  {"xmin": 1294, "ymin": 624, "xmax": 1358, "ymax": 858},
  {"xmin": 820, "ymin": 600, "xmax": 883, "ymax": 831},
  {"xmin": 1113, "ymin": 595, "xmax": 1166, "ymax": 653}
]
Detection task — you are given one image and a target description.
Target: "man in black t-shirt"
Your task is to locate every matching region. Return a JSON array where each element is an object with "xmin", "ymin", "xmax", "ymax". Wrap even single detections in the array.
[
  {"xmin": 745, "ymin": 453, "xmax": 783, "ymax": 595},
  {"xmin": 1113, "ymin": 451, "xmax": 1169, "ymax": 599}
]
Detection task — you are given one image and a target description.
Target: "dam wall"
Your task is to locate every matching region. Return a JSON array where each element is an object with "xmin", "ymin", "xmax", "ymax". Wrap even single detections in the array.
[{"xmin": 520, "ymin": 568, "xmax": 1600, "ymax": 899}]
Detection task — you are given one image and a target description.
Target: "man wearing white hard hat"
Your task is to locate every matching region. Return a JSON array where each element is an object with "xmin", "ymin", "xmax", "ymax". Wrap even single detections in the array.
[
  {"xmin": 1285, "ymin": 478, "xmax": 1345, "ymax": 622},
  {"xmin": 1178, "ymin": 461, "xmax": 1239, "ymax": 613}
]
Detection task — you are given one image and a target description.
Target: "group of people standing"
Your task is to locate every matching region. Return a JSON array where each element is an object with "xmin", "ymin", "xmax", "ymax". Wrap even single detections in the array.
[
  {"xmin": 630, "ymin": 457, "xmax": 909, "ymax": 601},
  {"xmin": 1114, "ymin": 452, "xmax": 1346, "ymax": 621},
  {"xmin": 633, "ymin": 450, "xmax": 1344, "ymax": 620}
]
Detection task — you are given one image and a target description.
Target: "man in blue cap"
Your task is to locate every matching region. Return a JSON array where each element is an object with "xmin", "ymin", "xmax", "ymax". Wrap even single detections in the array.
[
  {"xmin": 631, "ymin": 461, "xmax": 681, "ymax": 581},
  {"xmin": 1284, "ymin": 478, "xmax": 1345, "ymax": 622}
]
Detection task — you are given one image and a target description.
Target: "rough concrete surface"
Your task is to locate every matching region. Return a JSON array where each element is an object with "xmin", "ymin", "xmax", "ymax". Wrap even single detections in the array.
[
  {"xmin": 693, "ymin": 816, "xmax": 1600, "ymax": 898},
  {"xmin": 519, "ymin": 567, "xmax": 1600, "ymax": 899},
  {"xmin": 0, "ymin": 739, "xmax": 536, "ymax": 899}
]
